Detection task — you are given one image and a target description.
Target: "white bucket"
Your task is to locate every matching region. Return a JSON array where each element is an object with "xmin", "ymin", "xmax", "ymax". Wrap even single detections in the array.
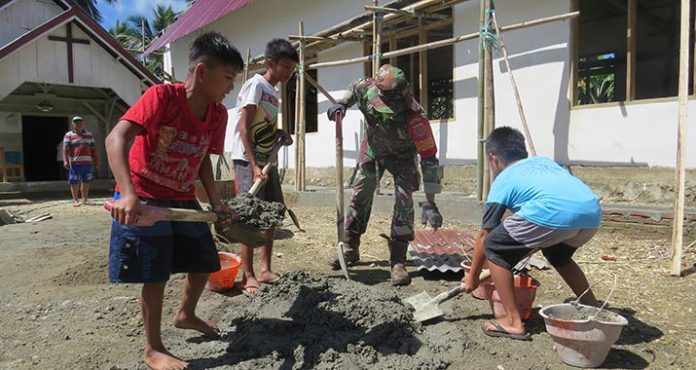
[{"xmin": 539, "ymin": 303, "xmax": 628, "ymax": 368}]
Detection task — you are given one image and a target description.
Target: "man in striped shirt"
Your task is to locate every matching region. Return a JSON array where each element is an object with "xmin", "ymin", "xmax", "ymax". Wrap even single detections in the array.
[{"xmin": 63, "ymin": 116, "xmax": 100, "ymax": 206}]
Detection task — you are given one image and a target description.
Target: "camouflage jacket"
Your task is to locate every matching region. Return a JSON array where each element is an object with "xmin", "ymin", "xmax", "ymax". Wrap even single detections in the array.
[{"xmin": 339, "ymin": 77, "xmax": 441, "ymax": 193}]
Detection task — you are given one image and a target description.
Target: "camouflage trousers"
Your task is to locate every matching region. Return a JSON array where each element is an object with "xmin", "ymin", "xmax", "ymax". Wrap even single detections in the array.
[{"xmin": 345, "ymin": 142, "xmax": 420, "ymax": 242}]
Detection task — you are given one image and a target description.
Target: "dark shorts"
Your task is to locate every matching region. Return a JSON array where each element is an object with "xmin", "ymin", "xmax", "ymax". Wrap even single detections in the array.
[
  {"xmin": 233, "ymin": 160, "xmax": 284, "ymax": 203},
  {"xmin": 68, "ymin": 164, "xmax": 93, "ymax": 185},
  {"xmin": 484, "ymin": 214, "xmax": 597, "ymax": 270},
  {"xmin": 108, "ymin": 193, "xmax": 220, "ymax": 283}
]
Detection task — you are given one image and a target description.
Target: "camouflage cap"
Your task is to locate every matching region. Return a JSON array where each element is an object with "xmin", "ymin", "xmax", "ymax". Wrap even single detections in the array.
[{"xmin": 375, "ymin": 64, "xmax": 409, "ymax": 92}]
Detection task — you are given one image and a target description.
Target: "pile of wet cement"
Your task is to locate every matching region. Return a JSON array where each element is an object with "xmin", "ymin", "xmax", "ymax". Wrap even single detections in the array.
[
  {"xmin": 225, "ymin": 193, "xmax": 285, "ymax": 229},
  {"xmin": 214, "ymin": 271, "xmax": 450, "ymax": 370}
]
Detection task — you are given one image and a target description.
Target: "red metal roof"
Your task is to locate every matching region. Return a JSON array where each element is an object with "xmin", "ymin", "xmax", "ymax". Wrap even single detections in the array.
[{"xmin": 145, "ymin": 0, "xmax": 254, "ymax": 55}]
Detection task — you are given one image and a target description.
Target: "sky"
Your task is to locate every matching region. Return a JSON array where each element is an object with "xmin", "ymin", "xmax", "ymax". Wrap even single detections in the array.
[{"xmin": 96, "ymin": 0, "xmax": 189, "ymax": 31}]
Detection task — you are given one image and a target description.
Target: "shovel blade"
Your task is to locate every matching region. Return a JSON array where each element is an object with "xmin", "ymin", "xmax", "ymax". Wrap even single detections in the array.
[
  {"xmin": 413, "ymin": 302, "xmax": 445, "ymax": 323},
  {"xmin": 404, "ymin": 291, "xmax": 433, "ymax": 308},
  {"xmin": 337, "ymin": 241, "xmax": 350, "ymax": 280}
]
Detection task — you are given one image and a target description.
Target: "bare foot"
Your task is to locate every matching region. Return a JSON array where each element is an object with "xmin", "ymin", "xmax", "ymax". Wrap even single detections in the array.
[
  {"xmin": 258, "ymin": 270, "xmax": 280, "ymax": 284},
  {"xmin": 239, "ymin": 276, "xmax": 260, "ymax": 296},
  {"xmin": 483, "ymin": 320, "xmax": 526, "ymax": 336},
  {"xmin": 172, "ymin": 312, "xmax": 219, "ymax": 336},
  {"xmin": 72, "ymin": 200, "xmax": 81, "ymax": 207},
  {"xmin": 144, "ymin": 346, "xmax": 188, "ymax": 370}
]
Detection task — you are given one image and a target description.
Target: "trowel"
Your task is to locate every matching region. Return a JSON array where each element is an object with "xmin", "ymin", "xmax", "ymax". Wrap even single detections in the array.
[{"xmin": 406, "ymin": 270, "xmax": 491, "ymax": 323}]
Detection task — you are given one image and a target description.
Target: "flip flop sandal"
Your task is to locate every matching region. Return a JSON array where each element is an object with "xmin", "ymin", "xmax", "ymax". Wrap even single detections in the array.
[
  {"xmin": 481, "ymin": 321, "xmax": 532, "ymax": 341},
  {"xmin": 238, "ymin": 282, "xmax": 260, "ymax": 297}
]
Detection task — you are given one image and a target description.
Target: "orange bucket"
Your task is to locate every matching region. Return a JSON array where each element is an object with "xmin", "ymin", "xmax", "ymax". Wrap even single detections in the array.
[
  {"xmin": 206, "ymin": 252, "xmax": 241, "ymax": 292},
  {"xmin": 483, "ymin": 275, "xmax": 540, "ymax": 321}
]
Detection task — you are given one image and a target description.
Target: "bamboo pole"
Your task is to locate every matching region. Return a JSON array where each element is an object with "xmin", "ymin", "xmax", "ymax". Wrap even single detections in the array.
[
  {"xmin": 491, "ymin": 8, "xmax": 536, "ymax": 156},
  {"xmin": 482, "ymin": 0, "xmax": 495, "ymax": 201},
  {"xmin": 308, "ymin": 11, "xmax": 579, "ymax": 70},
  {"xmin": 627, "ymin": 0, "xmax": 636, "ymax": 101},
  {"xmin": 671, "ymin": 0, "xmax": 690, "ymax": 276},
  {"xmin": 297, "ymin": 22, "xmax": 307, "ymax": 191},
  {"xmin": 305, "ymin": 73, "xmax": 337, "ymax": 104},
  {"xmin": 364, "ymin": 5, "xmax": 450, "ymax": 20},
  {"xmin": 477, "ymin": 0, "xmax": 486, "ymax": 202},
  {"xmin": 243, "ymin": 48, "xmax": 252, "ymax": 81}
]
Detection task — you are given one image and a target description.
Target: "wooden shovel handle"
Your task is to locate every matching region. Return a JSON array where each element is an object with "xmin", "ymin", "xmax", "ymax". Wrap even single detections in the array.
[
  {"xmin": 248, "ymin": 137, "xmax": 285, "ymax": 197},
  {"xmin": 104, "ymin": 200, "xmax": 219, "ymax": 225}
]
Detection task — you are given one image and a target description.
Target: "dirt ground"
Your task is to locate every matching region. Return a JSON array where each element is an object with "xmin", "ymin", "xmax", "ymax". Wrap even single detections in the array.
[{"xmin": 0, "ymin": 195, "xmax": 695, "ymax": 370}]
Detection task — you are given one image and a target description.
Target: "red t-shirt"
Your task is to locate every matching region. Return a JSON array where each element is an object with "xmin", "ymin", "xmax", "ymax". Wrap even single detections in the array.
[{"xmin": 118, "ymin": 83, "xmax": 227, "ymax": 200}]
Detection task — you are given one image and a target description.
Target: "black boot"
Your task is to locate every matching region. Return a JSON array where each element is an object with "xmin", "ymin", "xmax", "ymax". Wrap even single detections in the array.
[
  {"xmin": 388, "ymin": 239, "xmax": 411, "ymax": 286},
  {"xmin": 329, "ymin": 231, "xmax": 361, "ymax": 270}
]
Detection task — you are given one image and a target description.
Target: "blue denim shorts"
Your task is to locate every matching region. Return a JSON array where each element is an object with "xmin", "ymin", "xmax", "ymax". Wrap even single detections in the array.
[
  {"xmin": 68, "ymin": 164, "xmax": 93, "ymax": 185},
  {"xmin": 108, "ymin": 193, "xmax": 221, "ymax": 283}
]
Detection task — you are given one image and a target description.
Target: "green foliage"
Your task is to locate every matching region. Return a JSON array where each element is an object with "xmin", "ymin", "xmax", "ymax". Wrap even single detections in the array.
[
  {"xmin": 74, "ymin": 0, "xmax": 117, "ymax": 23},
  {"xmin": 109, "ymin": 4, "xmax": 181, "ymax": 80},
  {"xmin": 578, "ymin": 74, "xmax": 615, "ymax": 105}
]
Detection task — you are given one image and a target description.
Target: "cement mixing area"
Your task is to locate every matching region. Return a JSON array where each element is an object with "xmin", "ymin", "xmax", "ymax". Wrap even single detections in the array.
[{"xmin": 0, "ymin": 186, "xmax": 694, "ymax": 370}]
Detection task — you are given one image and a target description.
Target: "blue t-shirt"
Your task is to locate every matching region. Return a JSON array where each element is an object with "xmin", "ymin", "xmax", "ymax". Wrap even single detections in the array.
[{"xmin": 485, "ymin": 157, "xmax": 601, "ymax": 230}]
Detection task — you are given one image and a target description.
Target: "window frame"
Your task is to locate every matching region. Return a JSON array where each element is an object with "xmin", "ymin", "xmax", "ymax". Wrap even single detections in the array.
[{"xmin": 570, "ymin": 0, "xmax": 696, "ymax": 108}]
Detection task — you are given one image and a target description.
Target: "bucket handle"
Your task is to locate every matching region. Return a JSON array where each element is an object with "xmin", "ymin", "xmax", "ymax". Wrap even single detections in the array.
[{"xmin": 572, "ymin": 275, "xmax": 618, "ymax": 321}]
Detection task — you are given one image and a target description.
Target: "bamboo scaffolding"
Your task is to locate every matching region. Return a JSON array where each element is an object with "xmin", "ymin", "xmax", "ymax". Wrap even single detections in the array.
[
  {"xmin": 671, "ymin": 0, "xmax": 690, "ymax": 276},
  {"xmin": 491, "ymin": 7, "xmax": 537, "ymax": 156},
  {"xmin": 364, "ymin": 5, "xmax": 450, "ymax": 20},
  {"xmin": 482, "ymin": 0, "xmax": 495, "ymax": 201},
  {"xmin": 308, "ymin": 11, "xmax": 579, "ymax": 69},
  {"xmin": 243, "ymin": 48, "xmax": 252, "ymax": 81},
  {"xmin": 477, "ymin": 0, "xmax": 486, "ymax": 202},
  {"xmin": 296, "ymin": 22, "xmax": 307, "ymax": 191}
]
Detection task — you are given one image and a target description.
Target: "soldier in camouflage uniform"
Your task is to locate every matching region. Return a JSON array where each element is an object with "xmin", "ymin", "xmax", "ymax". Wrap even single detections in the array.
[{"xmin": 327, "ymin": 64, "xmax": 443, "ymax": 286}]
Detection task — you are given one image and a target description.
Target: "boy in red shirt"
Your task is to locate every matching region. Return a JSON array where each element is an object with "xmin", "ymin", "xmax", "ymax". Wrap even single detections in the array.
[{"xmin": 105, "ymin": 32, "xmax": 243, "ymax": 370}]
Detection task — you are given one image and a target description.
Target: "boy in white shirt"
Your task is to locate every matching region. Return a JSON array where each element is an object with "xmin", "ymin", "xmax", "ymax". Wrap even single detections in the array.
[{"xmin": 230, "ymin": 39, "xmax": 296, "ymax": 296}]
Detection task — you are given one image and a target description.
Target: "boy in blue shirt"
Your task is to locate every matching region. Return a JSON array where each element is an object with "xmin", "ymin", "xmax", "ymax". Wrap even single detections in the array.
[{"xmin": 463, "ymin": 127, "xmax": 601, "ymax": 341}]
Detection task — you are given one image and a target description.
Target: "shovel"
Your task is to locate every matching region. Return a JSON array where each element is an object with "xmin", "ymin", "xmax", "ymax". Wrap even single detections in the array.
[
  {"xmin": 248, "ymin": 137, "xmax": 304, "ymax": 232},
  {"xmin": 103, "ymin": 200, "xmax": 270, "ymax": 247},
  {"xmin": 334, "ymin": 111, "xmax": 350, "ymax": 280},
  {"xmin": 406, "ymin": 270, "xmax": 492, "ymax": 323}
]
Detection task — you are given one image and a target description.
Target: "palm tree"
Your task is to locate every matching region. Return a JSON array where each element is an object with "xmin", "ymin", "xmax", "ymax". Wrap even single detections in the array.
[
  {"xmin": 74, "ymin": 0, "xmax": 117, "ymax": 23},
  {"xmin": 110, "ymin": 5, "xmax": 181, "ymax": 80}
]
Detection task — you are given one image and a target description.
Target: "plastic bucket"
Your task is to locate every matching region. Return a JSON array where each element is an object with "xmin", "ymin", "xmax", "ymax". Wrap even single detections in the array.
[
  {"xmin": 460, "ymin": 260, "xmax": 492, "ymax": 300},
  {"xmin": 483, "ymin": 275, "xmax": 540, "ymax": 321},
  {"xmin": 539, "ymin": 303, "xmax": 628, "ymax": 368},
  {"xmin": 206, "ymin": 252, "xmax": 241, "ymax": 292}
]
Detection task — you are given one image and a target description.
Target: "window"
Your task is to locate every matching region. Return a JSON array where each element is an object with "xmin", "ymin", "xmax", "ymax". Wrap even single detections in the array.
[
  {"xmin": 575, "ymin": 0, "xmax": 695, "ymax": 105},
  {"xmin": 286, "ymin": 69, "xmax": 318, "ymax": 134},
  {"xmin": 365, "ymin": 9, "xmax": 454, "ymax": 119}
]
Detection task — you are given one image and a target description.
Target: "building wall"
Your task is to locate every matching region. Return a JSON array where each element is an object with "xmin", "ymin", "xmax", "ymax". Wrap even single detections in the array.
[
  {"xmin": 168, "ymin": 0, "xmax": 695, "ymax": 169},
  {"xmin": 0, "ymin": 24, "xmax": 147, "ymax": 105},
  {"xmin": 0, "ymin": 0, "xmax": 64, "ymax": 48}
]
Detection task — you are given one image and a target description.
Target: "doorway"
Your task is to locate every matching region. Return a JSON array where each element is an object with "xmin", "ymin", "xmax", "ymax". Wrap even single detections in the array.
[{"xmin": 21, "ymin": 116, "xmax": 69, "ymax": 181}]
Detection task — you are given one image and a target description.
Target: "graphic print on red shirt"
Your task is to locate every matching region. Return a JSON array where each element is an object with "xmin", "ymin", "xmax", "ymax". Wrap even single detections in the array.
[{"xmin": 119, "ymin": 83, "xmax": 227, "ymax": 200}]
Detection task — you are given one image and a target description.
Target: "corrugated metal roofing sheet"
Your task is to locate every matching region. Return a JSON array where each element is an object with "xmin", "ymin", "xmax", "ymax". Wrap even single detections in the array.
[
  {"xmin": 145, "ymin": 0, "xmax": 254, "ymax": 54},
  {"xmin": 409, "ymin": 229, "xmax": 475, "ymax": 273}
]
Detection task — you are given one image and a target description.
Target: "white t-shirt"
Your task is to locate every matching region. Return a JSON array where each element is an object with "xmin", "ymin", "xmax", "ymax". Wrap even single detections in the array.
[{"xmin": 230, "ymin": 74, "xmax": 279, "ymax": 164}]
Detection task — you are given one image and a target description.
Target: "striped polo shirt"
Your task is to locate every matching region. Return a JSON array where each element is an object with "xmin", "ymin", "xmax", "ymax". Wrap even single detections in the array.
[{"xmin": 63, "ymin": 130, "xmax": 96, "ymax": 165}]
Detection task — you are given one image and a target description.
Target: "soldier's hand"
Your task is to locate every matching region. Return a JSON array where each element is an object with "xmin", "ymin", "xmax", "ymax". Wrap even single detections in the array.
[
  {"xmin": 327, "ymin": 103, "xmax": 347, "ymax": 121},
  {"xmin": 419, "ymin": 201, "xmax": 443, "ymax": 230}
]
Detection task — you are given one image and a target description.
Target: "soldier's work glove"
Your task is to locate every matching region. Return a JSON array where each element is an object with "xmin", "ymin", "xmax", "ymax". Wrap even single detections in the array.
[
  {"xmin": 419, "ymin": 201, "xmax": 443, "ymax": 230},
  {"xmin": 327, "ymin": 103, "xmax": 347, "ymax": 121}
]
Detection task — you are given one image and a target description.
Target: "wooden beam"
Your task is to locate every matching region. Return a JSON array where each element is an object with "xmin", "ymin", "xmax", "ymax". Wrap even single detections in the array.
[
  {"xmin": 304, "ymin": 73, "xmax": 337, "ymax": 104},
  {"xmin": 309, "ymin": 11, "xmax": 580, "ymax": 70},
  {"xmin": 671, "ymin": 0, "xmax": 689, "ymax": 276},
  {"xmin": 297, "ymin": 21, "xmax": 307, "ymax": 191},
  {"xmin": 570, "ymin": 0, "xmax": 579, "ymax": 106},
  {"xmin": 491, "ymin": 7, "xmax": 536, "ymax": 156},
  {"xmin": 627, "ymin": 0, "xmax": 636, "ymax": 101},
  {"xmin": 364, "ymin": 5, "xmax": 450, "ymax": 20}
]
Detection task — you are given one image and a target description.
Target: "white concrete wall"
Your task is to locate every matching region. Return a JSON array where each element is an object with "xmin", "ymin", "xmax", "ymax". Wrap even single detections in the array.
[
  {"xmin": 168, "ymin": 0, "xmax": 695, "ymax": 169},
  {"xmin": 0, "ymin": 0, "xmax": 64, "ymax": 47}
]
